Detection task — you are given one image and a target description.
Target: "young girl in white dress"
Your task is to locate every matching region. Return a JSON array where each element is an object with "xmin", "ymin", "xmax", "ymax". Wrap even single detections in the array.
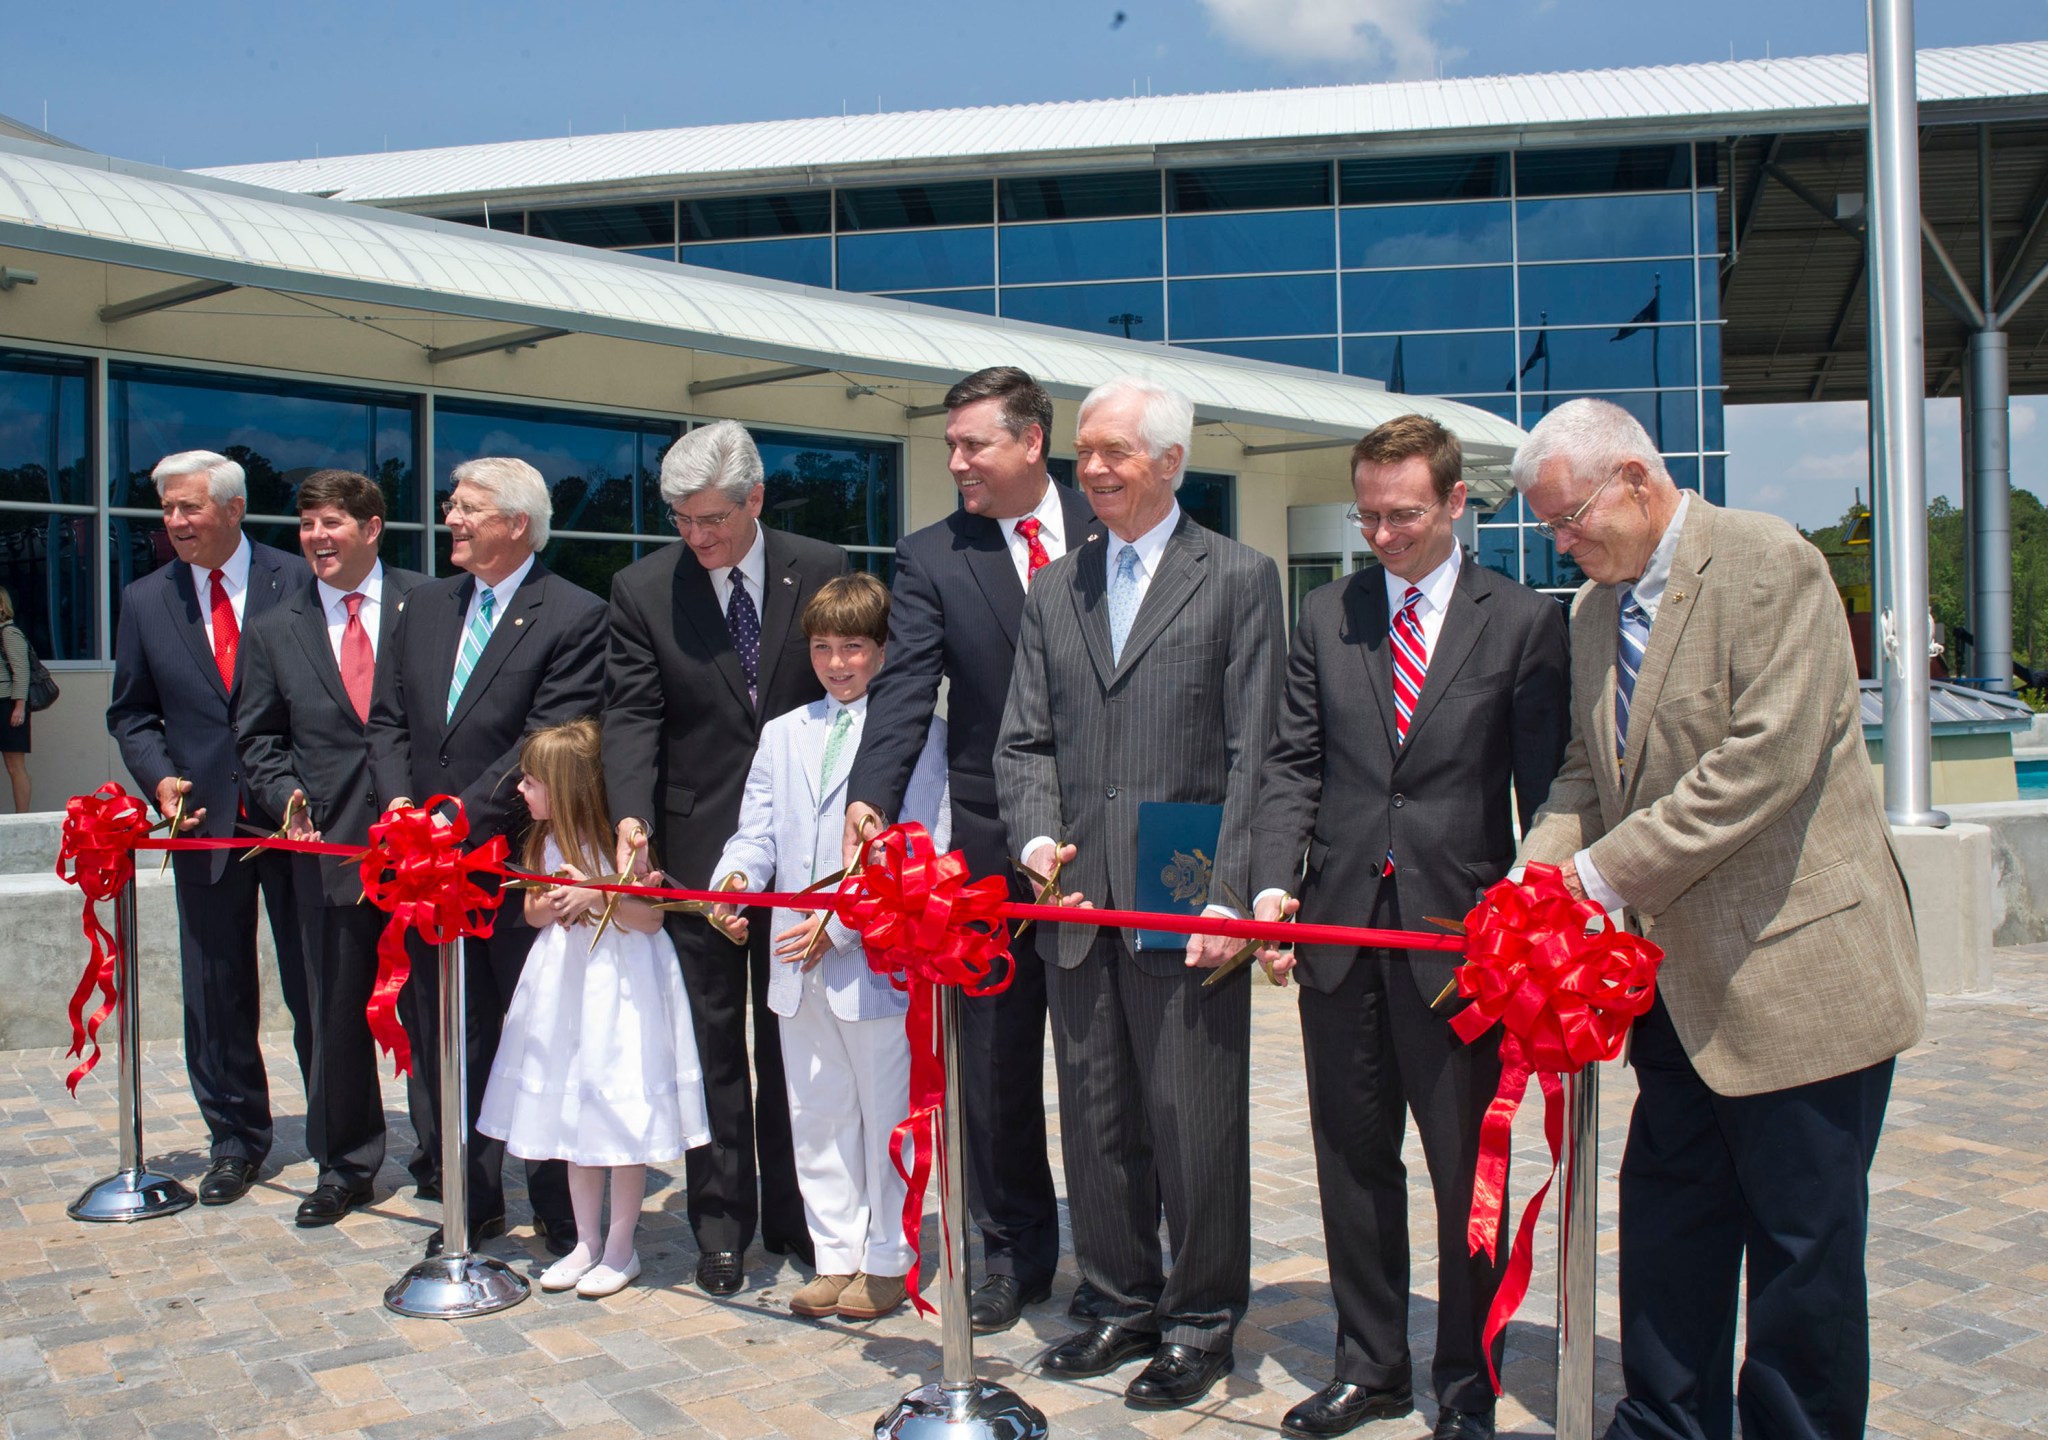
[{"xmin": 478, "ymin": 718, "xmax": 711, "ymax": 1297}]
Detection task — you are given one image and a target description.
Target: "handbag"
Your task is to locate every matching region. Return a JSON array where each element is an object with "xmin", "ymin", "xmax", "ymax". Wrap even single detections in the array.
[{"xmin": 6, "ymin": 623, "xmax": 58, "ymax": 713}]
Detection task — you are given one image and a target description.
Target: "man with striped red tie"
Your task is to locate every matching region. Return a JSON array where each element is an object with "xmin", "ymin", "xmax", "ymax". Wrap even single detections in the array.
[{"xmin": 1249, "ymin": 415, "xmax": 1569, "ymax": 1440}]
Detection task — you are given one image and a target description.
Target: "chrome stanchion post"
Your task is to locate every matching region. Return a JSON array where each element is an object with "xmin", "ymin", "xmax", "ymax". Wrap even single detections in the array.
[
  {"xmin": 875, "ymin": 984, "xmax": 1047, "ymax": 1439},
  {"xmin": 70, "ymin": 876, "xmax": 195, "ymax": 1222},
  {"xmin": 385, "ymin": 939, "xmax": 527, "ymax": 1318},
  {"xmin": 1554, "ymin": 1064, "xmax": 1599, "ymax": 1440}
]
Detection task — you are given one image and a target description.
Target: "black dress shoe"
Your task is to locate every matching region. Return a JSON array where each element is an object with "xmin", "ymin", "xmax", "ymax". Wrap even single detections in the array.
[
  {"xmin": 1433, "ymin": 1408, "xmax": 1496, "ymax": 1440},
  {"xmin": 413, "ymin": 1179, "xmax": 442, "ymax": 1203},
  {"xmin": 696, "ymin": 1250, "xmax": 744, "ymax": 1296},
  {"xmin": 1281, "ymin": 1381, "xmax": 1415, "ymax": 1437},
  {"xmin": 198, "ymin": 1157, "xmax": 257, "ymax": 1206},
  {"xmin": 1069, "ymin": 1278, "xmax": 1109, "ymax": 1319},
  {"xmin": 294, "ymin": 1183, "xmax": 372, "ymax": 1228},
  {"xmin": 763, "ymin": 1233, "xmax": 815, "ymax": 1268},
  {"xmin": 1125, "ymin": 1343, "xmax": 1235, "ymax": 1410},
  {"xmin": 532, "ymin": 1216, "xmax": 577, "ymax": 1258},
  {"xmin": 1041, "ymin": 1322, "xmax": 1161, "ymax": 1378},
  {"xmin": 424, "ymin": 1213, "xmax": 506, "ymax": 1257},
  {"xmin": 969, "ymin": 1274, "xmax": 1052, "ymax": 1334}
]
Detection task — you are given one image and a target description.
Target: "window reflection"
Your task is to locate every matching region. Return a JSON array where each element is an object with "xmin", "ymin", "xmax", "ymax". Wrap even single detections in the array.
[
  {"xmin": 837, "ymin": 228, "xmax": 994, "ymax": 291},
  {"xmin": 1525, "ymin": 326, "xmax": 1697, "ymax": 393},
  {"xmin": 1520, "ymin": 390, "xmax": 1699, "ymax": 453},
  {"xmin": 1001, "ymin": 219, "xmax": 1162, "ymax": 284},
  {"xmin": 1002, "ymin": 281, "xmax": 1162, "ymax": 340},
  {"xmin": 1181, "ymin": 337, "xmax": 1339, "ymax": 372},
  {"xmin": 1342, "ymin": 267, "xmax": 1512, "ymax": 334},
  {"xmin": 1340, "ymin": 154, "xmax": 1508, "ymax": 204},
  {"xmin": 1476, "ymin": 524, "xmax": 1522, "ymax": 583},
  {"xmin": 683, "ymin": 192, "xmax": 832, "ymax": 241},
  {"xmin": 0, "ymin": 351, "xmax": 91, "ymax": 507},
  {"xmin": 876, "ymin": 289, "xmax": 997, "ymax": 315},
  {"xmin": 1517, "ymin": 262, "xmax": 1694, "ymax": 328},
  {"xmin": 1340, "ymin": 202, "xmax": 1512, "ymax": 269},
  {"xmin": 1169, "ymin": 162, "xmax": 1331, "ymax": 213},
  {"xmin": 0, "ymin": 512, "xmax": 93, "ymax": 660},
  {"xmin": 682, "ymin": 237, "xmax": 833, "ymax": 286},
  {"xmin": 1001, "ymin": 171, "xmax": 1161, "ymax": 221},
  {"xmin": 528, "ymin": 203, "xmax": 674, "ymax": 248},
  {"xmin": 1516, "ymin": 194, "xmax": 1696, "ymax": 262},
  {"xmin": 1343, "ymin": 332, "xmax": 1517, "ymax": 394},
  {"xmin": 1515, "ymin": 146, "xmax": 1690, "ymax": 196},
  {"xmin": 753, "ymin": 428, "xmax": 900, "ymax": 555},
  {"xmin": 1170, "ymin": 274, "xmax": 1335, "ymax": 339},
  {"xmin": 1168, "ymin": 211, "xmax": 1335, "ymax": 276},
  {"xmin": 435, "ymin": 399, "xmax": 677, "ymax": 539},
  {"xmin": 837, "ymin": 182, "xmax": 993, "ymax": 231}
]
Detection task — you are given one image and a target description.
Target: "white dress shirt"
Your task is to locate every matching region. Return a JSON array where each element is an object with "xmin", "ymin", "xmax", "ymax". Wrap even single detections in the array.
[
  {"xmin": 1574, "ymin": 492, "xmax": 1692, "ymax": 913},
  {"xmin": 190, "ymin": 534, "xmax": 252, "ymax": 649},
  {"xmin": 707, "ymin": 524, "xmax": 769, "ymax": 619},
  {"xmin": 316, "ymin": 561, "xmax": 385, "ymax": 664},
  {"xmin": 461, "ymin": 551, "xmax": 535, "ymax": 639},
  {"xmin": 1104, "ymin": 501, "xmax": 1181, "ymax": 611},
  {"xmin": 1383, "ymin": 542, "xmax": 1463, "ymax": 663},
  {"xmin": 1003, "ymin": 483, "xmax": 1069, "ymax": 588}
]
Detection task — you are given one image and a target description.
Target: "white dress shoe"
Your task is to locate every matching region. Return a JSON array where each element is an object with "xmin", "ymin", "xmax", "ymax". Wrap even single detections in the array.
[
  {"xmin": 576, "ymin": 1252, "xmax": 642, "ymax": 1298},
  {"xmin": 539, "ymin": 1249, "xmax": 598, "ymax": 1292}
]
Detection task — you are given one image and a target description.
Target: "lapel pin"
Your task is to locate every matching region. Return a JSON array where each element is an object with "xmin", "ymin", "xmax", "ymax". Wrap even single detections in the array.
[
  {"xmin": 783, "ymin": 576, "xmax": 793, "ymax": 586},
  {"xmin": 1671, "ymin": 590, "xmax": 1685, "ymax": 603},
  {"xmin": 397, "ymin": 601, "xmax": 406, "ymax": 612},
  {"xmin": 513, "ymin": 617, "xmax": 524, "ymax": 627}
]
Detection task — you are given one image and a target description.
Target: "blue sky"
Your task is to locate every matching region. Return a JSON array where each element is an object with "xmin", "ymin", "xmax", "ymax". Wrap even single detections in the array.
[{"xmin": 3, "ymin": 0, "xmax": 2045, "ymax": 528}]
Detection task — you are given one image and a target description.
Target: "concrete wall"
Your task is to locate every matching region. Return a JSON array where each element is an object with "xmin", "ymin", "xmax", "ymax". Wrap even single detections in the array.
[
  {"xmin": 23, "ymin": 667, "xmax": 124, "ymax": 817},
  {"xmin": 1868, "ymin": 730, "xmax": 2021, "ymax": 804},
  {"xmin": 1946, "ymin": 799, "xmax": 2048, "ymax": 948}
]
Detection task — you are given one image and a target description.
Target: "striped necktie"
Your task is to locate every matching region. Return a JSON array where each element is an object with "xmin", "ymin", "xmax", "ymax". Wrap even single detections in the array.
[
  {"xmin": 446, "ymin": 586, "xmax": 496, "ymax": 721},
  {"xmin": 1615, "ymin": 586, "xmax": 1649, "ymax": 760},
  {"xmin": 1391, "ymin": 586, "xmax": 1427, "ymax": 743}
]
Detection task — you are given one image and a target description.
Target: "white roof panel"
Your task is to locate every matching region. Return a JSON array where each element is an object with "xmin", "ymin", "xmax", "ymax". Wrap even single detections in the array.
[
  {"xmin": 0, "ymin": 140, "xmax": 1527, "ymax": 464},
  {"xmin": 195, "ymin": 42, "xmax": 2048, "ymax": 205}
]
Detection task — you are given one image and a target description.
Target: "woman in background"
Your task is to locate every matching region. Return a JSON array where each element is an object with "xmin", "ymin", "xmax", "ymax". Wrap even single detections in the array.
[{"xmin": 0, "ymin": 587, "xmax": 33, "ymax": 812}]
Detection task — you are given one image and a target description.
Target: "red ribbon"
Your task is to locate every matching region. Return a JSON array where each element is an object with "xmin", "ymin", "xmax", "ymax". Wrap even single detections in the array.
[
  {"xmin": 837, "ymin": 823, "xmax": 1013, "ymax": 1317},
  {"xmin": 1449, "ymin": 862, "xmax": 1663, "ymax": 1392},
  {"xmin": 54, "ymin": 785, "xmax": 154, "ymax": 1093},
  {"xmin": 354, "ymin": 798, "xmax": 509, "ymax": 1076}
]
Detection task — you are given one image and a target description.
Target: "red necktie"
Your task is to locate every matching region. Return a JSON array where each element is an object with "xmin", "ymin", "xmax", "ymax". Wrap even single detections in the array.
[
  {"xmin": 1016, "ymin": 516, "xmax": 1051, "ymax": 583},
  {"xmin": 208, "ymin": 568, "xmax": 240, "ymax": 690},
  {"xmin": 1391, "ymin": 585, "xmax": 1427, "ymax": 743},
  {"xmin": 340, "ymin": 592, "xmax": 373, "ymax": 723}
]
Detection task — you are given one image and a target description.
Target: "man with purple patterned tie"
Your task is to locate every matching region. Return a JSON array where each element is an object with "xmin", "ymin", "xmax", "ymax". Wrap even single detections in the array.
[
  {"xmin": 603, "ymin": 420, "xmax": 849, "ymax": 1296},
  {"xmin": 1250, "ymin": 415, "xmax": 1569, "ymax": 1440}
]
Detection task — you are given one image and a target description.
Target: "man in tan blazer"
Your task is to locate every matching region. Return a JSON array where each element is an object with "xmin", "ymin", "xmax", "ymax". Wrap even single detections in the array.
[{"xmin": 1513, "ymin": 399, "xmax": 1922, "ymax": 1440}]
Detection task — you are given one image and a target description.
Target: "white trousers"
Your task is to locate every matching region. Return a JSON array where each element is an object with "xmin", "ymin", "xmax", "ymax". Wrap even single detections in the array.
[{"xmin": 779, "ymin": 966, "xmax": 914, "ymax": 1276}]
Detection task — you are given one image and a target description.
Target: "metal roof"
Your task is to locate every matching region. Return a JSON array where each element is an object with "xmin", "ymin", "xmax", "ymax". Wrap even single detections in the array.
[
  {"xmin": 1860, "ymin": 680, "xmax": 2035, "ymax": 735},
  {"xmin": 195, "ymin": 42, "xmax": 2048, "ymax": 207},
  {"xmin": 0, "ymin": 139, "xmax": 1526, "ymax": 477}
]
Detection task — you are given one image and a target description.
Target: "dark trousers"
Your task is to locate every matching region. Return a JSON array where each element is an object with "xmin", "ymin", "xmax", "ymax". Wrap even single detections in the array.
[
  {"xmin": 173, "ymin": 847, "xmax": 310, "ymax": 1165},
  {"xmin": 397, "ymin": 923, "xmax": 570, "ymax": 1229},
  {"xmin": 954, "ymin": 793, "xmax": 1058, "ymax": 1289},
  {"xmin": 1298, "ymin": 938, "xmax": 1506, "ymax": 1414},
  {"xmin": 1045, "ymin": 929, "xmax": 1250, "ymax": 1352},
  {"xmin": 296, "ymin": 901, "xmax": 388, "ymax": 1191},
  {"xmin": 672, "ymin": 914, "xmax": 804, "ymax": 1255},
  {"xmin": 1609, "ymin": 999, "xmax": 1893, "ymax": 1440}
]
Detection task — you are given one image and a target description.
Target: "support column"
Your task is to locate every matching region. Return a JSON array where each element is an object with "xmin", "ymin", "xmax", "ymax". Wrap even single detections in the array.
[{"xmin": 1969, "ymin": 330, "xmax": 2013, "ymax": 691}]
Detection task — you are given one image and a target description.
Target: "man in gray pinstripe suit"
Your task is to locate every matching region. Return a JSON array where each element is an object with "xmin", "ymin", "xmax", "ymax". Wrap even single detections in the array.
[{"xmin": 996, "ymin": 375, "xmax": 1284, "ymax": 1410}]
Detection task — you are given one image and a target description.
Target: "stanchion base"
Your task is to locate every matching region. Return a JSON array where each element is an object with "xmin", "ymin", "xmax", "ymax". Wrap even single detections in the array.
[
  {"xmin": 383, "ymin": 1252, "xmax": 530, "ymax": 1319},
  {"xmin": 874, "ymin": 1380, "xmax": 1048, "ymax": 1440},
  {"xmin": 68, "ymin": 1167, "xmax": 196, "ymax": 1223}
]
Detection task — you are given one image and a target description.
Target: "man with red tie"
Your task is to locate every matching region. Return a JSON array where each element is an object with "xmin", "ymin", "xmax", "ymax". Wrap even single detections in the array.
[
  {"xmin": 1250, "ymin": 416, "xmax": 1569, "ymax": 1440},
  {"xmin": 237, "ymin": 470, "xmax": 430, "ymax": 1225},
  {"xmin": 109, "ymin": 449, "xmax": 313, "ymax": 1207}
]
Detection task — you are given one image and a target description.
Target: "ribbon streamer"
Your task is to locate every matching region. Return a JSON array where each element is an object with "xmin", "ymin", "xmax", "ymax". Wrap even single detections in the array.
[
  {"xmin": 54, "ymin": 785, "xmax": 154, "ymax": 1092},
  {"xmin": 1447, "ymin": 861, "xmax": 1663, "ymax": 1392}
]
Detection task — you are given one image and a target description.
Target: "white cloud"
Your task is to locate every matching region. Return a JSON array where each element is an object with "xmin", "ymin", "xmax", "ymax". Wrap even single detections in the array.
[{"xmin": 1198, "ymin": 0, "xmax": 1454, "ymax": 77}]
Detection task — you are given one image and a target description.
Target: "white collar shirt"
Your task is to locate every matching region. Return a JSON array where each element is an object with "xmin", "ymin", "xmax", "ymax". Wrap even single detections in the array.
[
  {"xmin": 316, "ymin": 561, "xmax": 385, "ymax": 663},
  {"xmin": 461, "ymin": 551, "xmax": 535, "ymax": 637},
  {"xmin": 1628, "ymin": 492, "xmax": 1692, "ymax": 624},
  {"xmin": 708, "ymin": 526, "xmax": 768, "ymax": 615},
  {"xmin": 1381, "ymin": 543, "xmax": 1463, "ymax": 663},
  {"xmin": 1105, "ymin": 501, "xmax": 1181, "ymax": 609},
  {"xmin": 1004, "ymin": 483, "xmax": 1067, "ymax": 588},
  {"xmin": 191, "ymin": 534, "xmax": 252, "ymax": 647}
]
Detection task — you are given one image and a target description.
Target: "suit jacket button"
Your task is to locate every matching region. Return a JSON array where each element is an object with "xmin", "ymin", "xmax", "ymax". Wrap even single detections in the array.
[
  {"xmin": 1392, "ymin": 793, "xmax": 1406, "ymax": 808},
  {"xmin": 1106, "ymin": 785, "xmax": 1118, "ymax": 799}
]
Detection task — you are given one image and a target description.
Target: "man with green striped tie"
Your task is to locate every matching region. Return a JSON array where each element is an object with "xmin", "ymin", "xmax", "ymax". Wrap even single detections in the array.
[{"xmin": 367, "ymin": 455, "xmax": 608, "ymax": 1258}]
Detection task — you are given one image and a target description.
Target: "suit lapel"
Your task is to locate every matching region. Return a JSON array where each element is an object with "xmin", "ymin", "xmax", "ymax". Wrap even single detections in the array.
[
  {"xmin": 799, "ymin": 706, "xmax": 824, "ymax": 810},
  {"xmin": 1620, "ymin": 503, "xmax": 1716, "ymax": 806},
  {"xmin": 288, "ymin": 587, "xmax": 356, "ymax": 717},
  {"xmin": 448, "ymin": 566, "xmax": 546, "ymax": 733},
  {"xmin": 1112, "ymin": 515, "xmax": 1206, "ymax": 680},
  {"xmin": 1578, "ymin": 582, "xmax": 1622, "ymax": 798},
  {"xmin": 1343, "ymin": 570, "xmax": 1402, "ymax": 755},
  {"xmin": 671, "ymin": 550, "xmax": 753, "ymax": 714},
  {"xmin": 962, "ymin": 515, "xmax": 1025, "ymax": 648},
  {"xmin": 1069, "ymin": 531, "xmax": 1119, "ymax": 690},
  {"xmin": 243, "ymin": 546, "xmax": 291, "ymax": 630},
  {"xmin": 1399, "ymin": 563, "xmax": 1490, "ymax": 750},
  {"xmin": 169, "ymin": 563, "xmax": 229, "ymax": 703},
  {"xmin": 754, "ymin": 530, "xmax": 801, "ymax": 703}
]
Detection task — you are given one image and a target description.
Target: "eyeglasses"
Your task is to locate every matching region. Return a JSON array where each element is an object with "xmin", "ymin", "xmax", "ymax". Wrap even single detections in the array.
[
  {"xmin": 1346, "ymin": 499, "xmax": 1441, "ymax": 533},
  {"xmin": 669, "ymin": 504, "xmax": 743, "ymax": 534},
  {"xmin": 440, "ymin": 499, "xmax": 502, "ymax": 522},
  {"xmin": 1532, "ymin": 467, "xmax": 1623, "ymax": 540}
]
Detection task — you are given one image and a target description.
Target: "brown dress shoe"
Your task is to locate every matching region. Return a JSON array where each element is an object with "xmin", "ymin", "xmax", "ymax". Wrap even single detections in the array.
[
  {"xmin": 790, "ymin": 1272, "xmax": 857, "ymax": 1317},
  {"xmin": 836, "ymin": 1271, "xmax": 907, "ymax": 1320}
]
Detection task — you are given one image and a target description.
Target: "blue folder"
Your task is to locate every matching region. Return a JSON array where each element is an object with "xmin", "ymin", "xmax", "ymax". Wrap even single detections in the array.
[{"xmin": 1133, "ymin": 801, "xmax": 1226, "ymax": 950}]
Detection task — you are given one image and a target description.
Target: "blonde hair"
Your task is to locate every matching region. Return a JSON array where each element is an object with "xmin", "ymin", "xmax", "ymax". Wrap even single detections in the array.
[
  {"xmin": 517, "ymin": 718, "xmax": 614, "ymax": 879},
  {"xmin": 0, "ymin": 586, "xmax": 14, "ymax": 624}
]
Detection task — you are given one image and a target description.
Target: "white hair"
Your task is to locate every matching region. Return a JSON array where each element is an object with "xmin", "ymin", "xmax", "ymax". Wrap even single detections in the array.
[
  {"xmin": 151, "ymin": 450, "xmax": 246, "ymax": 504},
  {"xmin": 450, "ymin": 456, "xmax": 553, "ymax": 549},
  {"xmin": 661, "ymin": 420, "xmax": 764, "ymax": 505},
  {"xmin": 1511, "ymin": 398, "xmax": 1673, "ymax": 493},
  {"xmin": 1079, "ymin": 375, "xmax": 1194, "ymax": 488}
]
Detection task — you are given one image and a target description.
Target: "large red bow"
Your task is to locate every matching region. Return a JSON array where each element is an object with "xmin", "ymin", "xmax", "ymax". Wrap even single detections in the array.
[
  {"xmin": 1450, "ymin": 862, "xmax": 1662, "ymax": 1392},
  {"xmin": 839, "ymin": 822, "xmax": 1013, "ymax": 1317},
  {"xmin": 54, "ymin": 784, "xmax": 154, "ymax": 1093},
  {"xmin": 356, "ymin": 799, "xmax": 508, "ymax": 1076}
]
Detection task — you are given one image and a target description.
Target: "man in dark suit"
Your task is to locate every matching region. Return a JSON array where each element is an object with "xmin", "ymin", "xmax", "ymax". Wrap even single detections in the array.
[
  {"xmin": 995, "ymin": 376, "xmax": 1283, "ymax": 1410},
  {"xmin": 1250, "ymin": 416, "xmax": 1570, "ymax": 1440},
  {"xmin": 367, "ymin": 456, "xmax": 607, "ymax": 1256},
  {"xmin": 842, "ymin": 367, "xmax": 1090, "ymax": 1333},
  {"xmin": 605, "ymin": 419, "xmax": 849, "ymax": 1296},
  {"xmin": 238, "ymin": 469, "xmax": 429, "ymax": 1226},
  {"xmin": 108, "ymin": 449, "xmax": 312, "ymax": 1206}
]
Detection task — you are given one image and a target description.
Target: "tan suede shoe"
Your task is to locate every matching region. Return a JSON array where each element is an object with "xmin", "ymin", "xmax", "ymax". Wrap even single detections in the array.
[
  {"xmin": 790, "ymin": 1272, "xmax": 856, "ymax": 1317},
  {"xmin": 836, "ymin": 1271, "xmax": 907, "ymax": 1321}
]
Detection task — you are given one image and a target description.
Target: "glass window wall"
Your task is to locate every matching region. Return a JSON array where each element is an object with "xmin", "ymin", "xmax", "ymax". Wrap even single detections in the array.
[
  {"xmin": 1168, "ymin": 210, "xmax": 1335, "ymax": 276},
  {"xmin": 528, "ymin": 202, "xmax": 675, "ymax": 248},
  {"xmin": 876, "ymin": 289, "xmax": 997, "ymax": 315},
  {"xmin": 1001, "ymin": 218, "xmax": 1162, "ymax": 284},
  {"xmin": 681, "ymin": 236, "xmax": 833, "ymax": 287},
  {"xmin": 1002, "ymin": 281, "xmax": 1163, "ymax": 340},
  {"xmin": 1340, "ymin": 154, "xmax": 1509, "ymax": 204},
  {"xmin": 0, "ymin": 351, "xmax": 94, "ymax": 659},
  {"xmin": 1000, "ymin": 171, "xmax": 1160, "ymax": 221},
  {"xmin": 1341, "ymin": 267, "xmax": 1513, "ymax": 334},
  {"xmin": 1170, "ymin": 274, "xmax": 1336, "ymax": 340},
  {"xmin": 1340, "ymin": 201, "xmax": 1513, "ymax": 269},
  {"xmin": 1343, "ymin": 332, "xmax": 1518, "ymax": 394},
  {"xmin": 683, "ymin": 192, "xmax": 832, "ymax": 241},
  {"xmin": 837, "ymin": 181, "xmax": 993, "ymax": 231},
  {"xmin": 1516, "ymin": 193, "xmax": 1696, "ymax": 262},
  {"xmin": 837, "ymin": 227, "xmax": 994, "ymax": 292},
  {"xmin": 1169, "ymin": 162, "xmax": 1331, "ymax": 213}
]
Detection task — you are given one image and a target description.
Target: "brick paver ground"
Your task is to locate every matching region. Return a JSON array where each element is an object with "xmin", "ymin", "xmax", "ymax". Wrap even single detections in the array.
[{"xmin": 4, "ymin": 947, "xmax": 2047, "ymax": 1438}]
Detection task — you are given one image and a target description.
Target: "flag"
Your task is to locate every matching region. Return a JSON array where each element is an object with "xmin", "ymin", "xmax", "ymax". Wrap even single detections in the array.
[
  {"xmin": 1518, "ymin": 328, "xmax": 1548, "ymax": 377},
  {"xmin": 1612, "ymin": 276, "xmax": 1661, "ymax": 341}
]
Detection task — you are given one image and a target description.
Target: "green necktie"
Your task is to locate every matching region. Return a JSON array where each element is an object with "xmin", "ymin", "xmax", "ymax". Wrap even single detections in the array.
[
  {"xmin": 446, "ymin": 586, "xmax": 495, "ymax": 720},
  {"xmin": 820, "ymin": 707, "xmax": 854, "ymax": 794}
]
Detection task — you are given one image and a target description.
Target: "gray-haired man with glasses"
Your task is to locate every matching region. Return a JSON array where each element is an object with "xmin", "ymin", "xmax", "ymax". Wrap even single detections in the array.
[
  {"xmin": 1249, "ymin": 415, "xmax": 1568, "ymax": 1440},
  {"xmin": 602, "ymin": 419, "xmax": 849, "ymax": 1297}
]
